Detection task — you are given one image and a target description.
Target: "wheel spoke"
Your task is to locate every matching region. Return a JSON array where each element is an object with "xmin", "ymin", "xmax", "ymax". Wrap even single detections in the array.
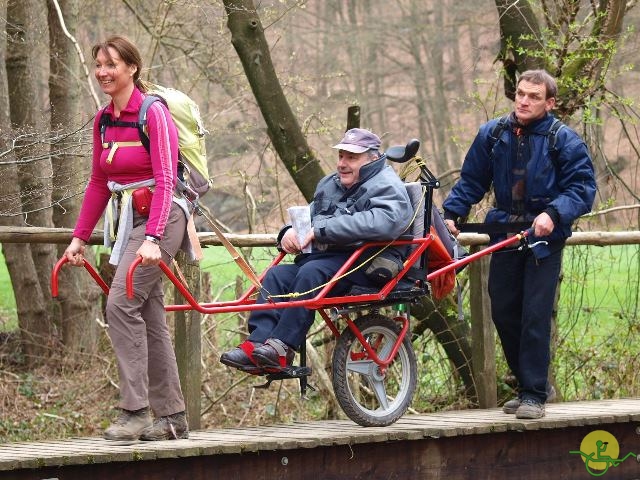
[
  {"xmin": 345, "ymin": 358, "xmax": 374, "ymax": 376},
  {"xmin": 376, "ymin": 334, "xmax": 394, "ymax": 361},
  {"xmin": 366, "ymin": 376, "xmax": 390, "ymax": 410}
]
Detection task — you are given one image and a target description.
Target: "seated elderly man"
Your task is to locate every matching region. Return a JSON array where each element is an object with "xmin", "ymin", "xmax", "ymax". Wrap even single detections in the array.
[{"xmin": 220, "ymin": 128, "xmax": 414, "ymax": 374}]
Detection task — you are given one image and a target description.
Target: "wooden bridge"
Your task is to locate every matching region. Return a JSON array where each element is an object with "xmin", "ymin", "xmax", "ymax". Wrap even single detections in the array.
[{"xmin": 1, "ymin": 398, "xmax": 640, "ymax": 480}]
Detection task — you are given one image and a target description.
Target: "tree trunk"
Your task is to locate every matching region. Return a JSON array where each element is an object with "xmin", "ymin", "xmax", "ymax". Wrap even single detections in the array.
[
  {"xmin": 557, "ymin": 0, "xmax": 627, "ymax": 115},
  {"xmin": 7, "ymin": 0, "xmax": 57, "ymax": 293},
  {"xmin": 1, "ymin": 0, "xmax": 57, "ymax": 363},
  {"xmin": 494, "ymin": 0, "xmax": 543, "ymax": 100},
  {"xmin": 47, "ymin": 0, "xmax": 100, "ymax": 353},
  {"xmin": 223, "ymin": 0, "xmax": 326, "ymax": 201}
]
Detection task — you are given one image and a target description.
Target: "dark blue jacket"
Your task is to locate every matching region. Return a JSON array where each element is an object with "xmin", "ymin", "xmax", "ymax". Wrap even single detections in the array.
[{"xmin": 443, "ymin": 113, "xmax": 596, "ymax": 258}]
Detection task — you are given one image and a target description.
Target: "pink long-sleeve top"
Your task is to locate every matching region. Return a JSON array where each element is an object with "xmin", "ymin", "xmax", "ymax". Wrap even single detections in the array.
[{"xmin": 73, "ymin": 87, "xmax": 179, "ymax": 242}]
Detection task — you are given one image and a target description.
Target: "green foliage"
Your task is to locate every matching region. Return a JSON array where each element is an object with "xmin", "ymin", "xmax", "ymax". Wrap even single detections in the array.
[
  {"xmin": 0, "ymin": 249, "xmax": 17, "ymax": 331},
  {"xmin": 554, "ymin": 244, "xmax": 640, "ymax": 400},
  {"xmin": 497, "ymin": 1, "xmax": 635, "ymax": 124},
  {"xmin": 411, "ymin": 329, "xmax": 474, "ymax": 411}
]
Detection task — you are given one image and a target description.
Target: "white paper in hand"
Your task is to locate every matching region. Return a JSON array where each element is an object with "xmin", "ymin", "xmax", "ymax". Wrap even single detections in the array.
[{"xmin": 287, "ymin": 205, "xmax": 312, "ymax": 253}]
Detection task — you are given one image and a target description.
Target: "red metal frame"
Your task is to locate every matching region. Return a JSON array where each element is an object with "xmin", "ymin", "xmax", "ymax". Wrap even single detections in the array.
[
  {"xmin": 127, "ymin": 237, "xmax": 435, "ymax": 313},
  {"xmin": 51, "ymin": 231, "xmax": 529, "ymax": 370}
]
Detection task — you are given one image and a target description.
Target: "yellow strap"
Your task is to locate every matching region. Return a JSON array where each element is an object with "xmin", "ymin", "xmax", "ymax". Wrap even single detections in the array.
[{"xmin": 102, "ymin": 141, "xmax": 144, "ymax": 164}]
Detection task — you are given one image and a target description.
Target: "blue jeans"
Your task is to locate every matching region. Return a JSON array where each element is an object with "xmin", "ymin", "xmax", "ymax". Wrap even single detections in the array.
[
  {"xmin": 247, "ymin": 252, "xmax": 372, "ymax": 349},
  {"xmin": 488, "ymin": 246, "xmax": 563, "ymax": 403}
]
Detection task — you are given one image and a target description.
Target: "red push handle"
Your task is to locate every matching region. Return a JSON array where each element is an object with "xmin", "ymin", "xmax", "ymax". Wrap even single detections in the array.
[
  {"xmin": 125, "ymin": 258, "xmax": 201, "ymax": 309},
  {"xmin": 51, "ymin": 256, "xmax": 110, "ymax": 297},
  {"xmin": 426, "ymin": 228, "xmax": 531, "ymax": 282},
  {"xmin": 126, "ymin": 256, "xmax": 144, "ymax": 299}
]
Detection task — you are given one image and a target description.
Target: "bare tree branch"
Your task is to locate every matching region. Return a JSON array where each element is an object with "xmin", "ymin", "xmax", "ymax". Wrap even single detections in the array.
[{"xmin": 50, "ymin": 0, "xmax": 100, "ymax": 109}]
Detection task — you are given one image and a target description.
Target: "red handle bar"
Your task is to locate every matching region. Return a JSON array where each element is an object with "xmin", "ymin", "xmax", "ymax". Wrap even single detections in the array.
[
  {"xmin": 426, "ymin": 228, "xmax": 531, "ymax": 282},
  {"xmin": 126, "ymin": 257, "xmax": 199, "ymax": 305},
  {"xmin": 51, "ymin": 256, "xmax": 111, "ymax": 298}
]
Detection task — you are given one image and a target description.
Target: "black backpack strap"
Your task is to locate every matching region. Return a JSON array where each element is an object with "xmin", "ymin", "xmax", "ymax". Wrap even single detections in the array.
[
  {"xmin": 547, "ymin": 118, "xmax": 565, "ymax": 152},
  {"xmin": 488, "ymin": 115, "xmax": 565, "ymax": 157},
  {"xmin": 138, "ymin": 94, "xmax": 187, "ymax": 182},
  {"xmin": 98, "ymin": 107, "xmax": 109, "ymax": 145},
  {"xmin": 98, "ymin": 106, "xmax": 141, "ymax": 145},
  {"xmin": 487, "ymin": 114, "xmax": 509, "ymax": 158},
  {"xmin": 545, "ymin": 118, "xmax": 566, "ymax": 173}
]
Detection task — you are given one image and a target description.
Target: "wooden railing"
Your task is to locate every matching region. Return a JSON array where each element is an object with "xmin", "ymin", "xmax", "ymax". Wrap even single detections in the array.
[{"xmin": 4, "ymin": 226, "xmax": 638, "ymax": 247}]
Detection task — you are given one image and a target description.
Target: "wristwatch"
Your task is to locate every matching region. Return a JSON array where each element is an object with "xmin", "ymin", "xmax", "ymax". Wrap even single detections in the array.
[{"xmin": 145, "ymin": 235, "xmax": 160, "ymax": 245}]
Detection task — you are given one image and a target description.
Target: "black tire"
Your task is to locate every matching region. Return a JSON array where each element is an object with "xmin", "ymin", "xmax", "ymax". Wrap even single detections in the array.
[{"xmin": 332, "ymin": 313, "xmax": 417, "ymax": 427}]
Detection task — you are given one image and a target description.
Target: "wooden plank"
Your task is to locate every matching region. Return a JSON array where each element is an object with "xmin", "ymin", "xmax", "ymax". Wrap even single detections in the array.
[
  {"xmin": 2, "ymin": 398, "xmax": 640, "ymax": 475},
  {"xmin": 3, "ymin": 421, "xmax": 639, "ymax": 480}
]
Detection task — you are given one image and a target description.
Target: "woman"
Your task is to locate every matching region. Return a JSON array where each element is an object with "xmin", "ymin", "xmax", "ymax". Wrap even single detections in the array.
[{"xmin": 64, "ymin": 35, "xmax": 190, "ymax": 441}]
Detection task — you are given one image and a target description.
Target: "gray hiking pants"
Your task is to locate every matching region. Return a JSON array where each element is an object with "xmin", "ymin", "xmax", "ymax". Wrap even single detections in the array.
[{"xmin": 106, "ymin": 203, "xmax": 187, "ymax": 417}]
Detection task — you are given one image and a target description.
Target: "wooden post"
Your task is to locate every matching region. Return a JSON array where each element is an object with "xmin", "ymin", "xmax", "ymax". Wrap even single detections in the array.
[
  {"xmin": 346, "ymin": 106, "xmax": 360, "ymax": 130},
  {"xmin": 173, "ymin": 251, "xmax": 202, "ymax": 430},
  {"xmin": 468, "ymin": 248, "xmax": 497, "ymax": 408}
]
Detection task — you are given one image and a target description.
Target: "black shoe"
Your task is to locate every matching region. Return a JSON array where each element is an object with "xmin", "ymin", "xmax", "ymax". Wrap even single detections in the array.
[
  {"xmin": 220, "ymin": 341, "xmax": 265, "ymax": 374},
  {"xmin": 503, "ymin": 385, "xmax": 556, "ymax": 414},
  {"xmin": 252, "ymin": 338, "xmax": 295, "ymax": 372}
]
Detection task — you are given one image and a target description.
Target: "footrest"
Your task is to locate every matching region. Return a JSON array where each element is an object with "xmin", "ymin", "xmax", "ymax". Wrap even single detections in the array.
[
  {"xmin": 253, "ymin": 366, "xmax": 313, "ymax": 389},
  {"xmin": 267, "ymin": 366, "xmax": 313, "ymax": 380}
]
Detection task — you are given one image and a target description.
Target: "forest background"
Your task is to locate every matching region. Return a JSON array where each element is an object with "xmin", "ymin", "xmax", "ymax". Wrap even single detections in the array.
[{"xmin": 0, "ymin": 0, "xmax": 639, "ymax": 441}]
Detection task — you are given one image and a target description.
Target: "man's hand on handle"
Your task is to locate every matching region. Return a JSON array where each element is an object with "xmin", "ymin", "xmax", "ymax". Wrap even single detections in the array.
[
  {"xmin": 532, "ymin": 212, "xmax": 555, "ymax": 237},
  {"xmin": 444, "ymin": 219, "xmax": 460, "ymax": 238}
]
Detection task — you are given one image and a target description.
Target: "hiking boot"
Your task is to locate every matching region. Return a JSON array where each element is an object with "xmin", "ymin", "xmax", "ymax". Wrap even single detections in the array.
[
  {"xmin": 220, "ymin": 341, "xmax": 265, "ymax": 375},
  {"xmin": 252, "ymin": 338, "xmax": 295, "ymax": 371},
  {"xmin": 503, "ymin": 385, "xmax": 556, "ymax": 414},
  {"xmin": 515, "ymin": 399, "xmax": 545, "ymax": 419},
  {"xmin": 103, "ymin": 407, "xmax": 152, "ymax": 441},
  {"xmin": 139, "ymin": 411, "xmax": 189, "ymax": 441},
  {"xmin": 502, "ymin": 397, "xmax": 521, "ymax": 415}
]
